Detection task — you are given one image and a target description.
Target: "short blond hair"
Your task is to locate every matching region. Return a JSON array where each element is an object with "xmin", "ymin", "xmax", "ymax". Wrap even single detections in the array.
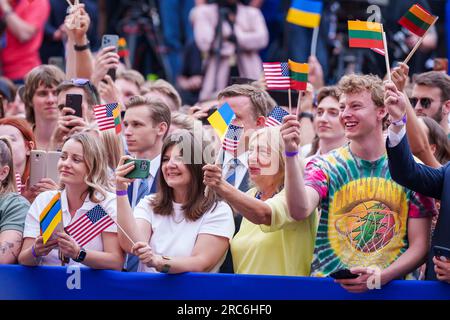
[
  {"xmin": 0, "ymin": 136, "xmax": 16, "ymax": 193},
  {"xmin": 218, "ymin": 84, "xmax": 272, "ymax": 119},
  {"xmin": 171, "ymin": 112, "xmax": 196, "ymax": 131},
  {"xmin": 116, "ymin": 69, "xmax": 145, "ymax": 89},
  {"xmin": 141, "ymin": 79, "xmax": 182, "ymax": 111},
  {"xmin": 125, "ymin": 95, "xmax": 171, "ymax": 137}
]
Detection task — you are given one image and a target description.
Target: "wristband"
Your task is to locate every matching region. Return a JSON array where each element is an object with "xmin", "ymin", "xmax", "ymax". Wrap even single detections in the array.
[
  {"xmin": 391, "ymin": 114, "xmax": 407, "ymax": 126},
  {"xmin": 74, "ymin": 41, "xmax": 90, "ymax": 51},
  {"xmin": 285, "ymin": 150, "xmax": 299, "ymax": 158},
  {"xmin": 116, "ymin": 189, "xmax": 128, "ymax": 196},
  {"xmin": 31, "ymin": 245, "xmax": 39, "ymax": 258}
]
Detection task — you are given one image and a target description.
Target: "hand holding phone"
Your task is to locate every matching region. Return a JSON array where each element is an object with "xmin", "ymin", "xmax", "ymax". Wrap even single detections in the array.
[
  {"xmin": 433, "ymin": 245, "xmax": 450, "ymax": 261},
  {"xmin": 124, "ymin": 159, "xmax": 151, "ymax": 179},
  {"xmin": 329, "ymin": 268, "xmax": 359, "ymax": 280},
  {"xmin": 101, "ymin": 35, "xmax": 119, "ymax": 82},
  {"xmin": 65, "ymin": 94, "xmax": 83, "ymax": 119}
]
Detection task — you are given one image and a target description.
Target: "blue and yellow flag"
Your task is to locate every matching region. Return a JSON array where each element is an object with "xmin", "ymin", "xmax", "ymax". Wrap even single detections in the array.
[
  {"xmin": 39, "ymin": 193, "xmax": 63, "ymax": 244},
  {"xmin": 207, "ymin": 103, "xmax": 235, "ymax": 138},
  {"xmin": 286, "ymin": 0, "xmax": 323, "ymax": 28}
]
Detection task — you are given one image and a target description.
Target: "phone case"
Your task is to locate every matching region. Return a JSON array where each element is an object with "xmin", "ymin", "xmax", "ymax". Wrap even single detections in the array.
[
  {"xmin": 329, "ymin": 269, "xmax": 359, "ymax": 280},
  {"xmin": 66, "ymin": 94, "xmax": 83, "ymax": 118},
  {"xmin": 433, "ymin": 246, "xmax": 450, "ymax": 258},
  {"xmin": 29, "ymin": 150, "xmax": 47, "ymax": 186},
  {"xmin": 125, "ymin": 159, "xmax": 151, "ymax": 179},
  {"xmin": 47, "ymin": 151, "xmax": 62, "ymax": 184},
  {"xmin": 101, "ymin": 35, "xmax": 119, "ymax": 52}
]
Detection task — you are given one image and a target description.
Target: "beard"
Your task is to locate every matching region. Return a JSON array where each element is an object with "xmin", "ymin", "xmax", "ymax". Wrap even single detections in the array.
[{"xmin": 431, "ymin": 106, "xmax": 444, "ymax": 124}]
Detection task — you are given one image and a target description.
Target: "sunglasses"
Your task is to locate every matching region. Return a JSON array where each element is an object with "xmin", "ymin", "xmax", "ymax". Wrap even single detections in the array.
[
  {"xmin": 410, "ymin": 97, "xmax": 433, "ymax": 109},
  {"xmin": 61, "ymin": 78, "xmax": 99, "ymax": 104}
]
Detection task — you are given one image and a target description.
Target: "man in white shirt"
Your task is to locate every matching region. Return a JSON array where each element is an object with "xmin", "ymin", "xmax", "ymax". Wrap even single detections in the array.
[{"xmin": 122, "ymin": 95, "xmax": 171, "ymax": 271}]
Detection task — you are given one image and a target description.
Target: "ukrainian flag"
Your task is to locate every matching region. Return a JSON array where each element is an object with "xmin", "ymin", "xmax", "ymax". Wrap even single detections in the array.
[
  {"xmin": 39, "ymin": 193, "xmax": 63, "ymax": 244},
  {"xmin": 287, "ymin": 0, "xmax": 323, "ymax": 29},
  {"xmin": 207, "ymin": 102, "xmax": 235, "ymax": 138}
]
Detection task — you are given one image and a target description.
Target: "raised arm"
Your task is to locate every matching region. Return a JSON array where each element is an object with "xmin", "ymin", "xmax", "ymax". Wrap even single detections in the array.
[
  {"xmin": 203, "ymin": 164, "xmax": 272, "ymax": 225},
  {"xmin": 115, "ymin": 156, "xmax": 152, "ymax": 253},
  {"xmin": 384, "ymin": 81, "xmax": 445, "ymax": 199},
  {"xmin": 281, "ymin": 115, "xmax": 320, "ymax": 220}
]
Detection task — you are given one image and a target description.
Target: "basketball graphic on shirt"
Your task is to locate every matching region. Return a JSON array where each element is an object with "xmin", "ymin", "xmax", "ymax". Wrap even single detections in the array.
[{"xmin": 335, "ymin": 201, "xmax": 399, "ymax": 253}]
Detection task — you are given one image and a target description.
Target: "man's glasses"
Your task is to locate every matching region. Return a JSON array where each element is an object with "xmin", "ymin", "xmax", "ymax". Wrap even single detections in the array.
[{"xmin": 410, "ymin": 97, "xmax": 433, "ymax": 109}]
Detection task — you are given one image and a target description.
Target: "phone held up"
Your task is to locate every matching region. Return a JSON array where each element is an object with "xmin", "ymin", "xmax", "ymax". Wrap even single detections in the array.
[
  {"xmin": 124, "ymin": 159, "xmax": 151, "ymax": 179},
  {"xmin": 65, "ymin": 93, "xmax": 83, "ymax": 119},
  {"xmin": 433, "ymin": 245, "xmax": 450, "ymax": 261},
  {"xmin": 101, "ymin": 34, "xmax": 119, "ymax": 82}
]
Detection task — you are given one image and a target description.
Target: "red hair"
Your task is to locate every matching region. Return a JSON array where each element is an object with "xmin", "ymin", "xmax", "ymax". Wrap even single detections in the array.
[{"xmin": 0, "ymin": 117, "xmax": 36, "ymax": 184}]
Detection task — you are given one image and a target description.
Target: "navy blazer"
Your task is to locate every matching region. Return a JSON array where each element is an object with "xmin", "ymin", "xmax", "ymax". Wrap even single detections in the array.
[{"xmin": 387, "ymin": 134, "xmax": 450, "ymax": 280}]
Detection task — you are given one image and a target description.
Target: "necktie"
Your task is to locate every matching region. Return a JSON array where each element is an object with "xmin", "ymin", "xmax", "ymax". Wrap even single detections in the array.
[
  {"xmin": 225, "ymin": 159, "xmax": 238, "ymax": 186},
  {"xmin": 136, "ymin": 178, "xmax": 149, "ymax": 204}
]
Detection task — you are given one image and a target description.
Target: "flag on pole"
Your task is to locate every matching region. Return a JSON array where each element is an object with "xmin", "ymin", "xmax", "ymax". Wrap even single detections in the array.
[
  {"xmin": 286, "ymin": 0, "xmax": 323, "ymax": 28},
  {"xmin": 288, "ymin": 59, "xmax": 308, "ymax": 91},
  {"xmin": 263, "ymin": 62, "xmax": 291, "ymax": 90},
  {"xmin": 40, "ymin": 193, "xmax": 63, "ymax": 244},
  {"xmin": 93, "ymin": 103, "xmax": 122, "ymax": 134},
  {"xmin": 398, "ymin": 4, "xmax": 436, "ymax": 37},
  {"xmin": 118, "ymin": 38, "xmax": 129, "ymax": 58},
  {"xmin": 371, "ymin": 48, "xmax": 385, "ymax": 56},
  {"xmin": 266, "ymin": 106, "xmax": 290, "ymax": 127},
  {"xmin": 222, "ymin": 124, "xmax": 244, "ymax": 154},
  {"xmin": 348, "ymin": 20, "xmax": 384, "ymax": 50},
  {"xmin": 65, "ymin": 204, "xmax": 115, "ymax": 247},
  {"xmin": 207, "ymin": 102, "xmax": 235, "ymax": 139}
]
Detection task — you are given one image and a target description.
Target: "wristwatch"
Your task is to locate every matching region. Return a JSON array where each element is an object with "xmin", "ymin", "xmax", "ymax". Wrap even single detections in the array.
[
  {"xmin": 74, "ymin": 41, "xmax": 90, "ymax": 51},
  {"xmin": 298, "ymin": 112, "xmax": 314, "ymax": 121},
  {"xmin": 160, "ymin": 255, "xmax": 171, "ymax": 273},
  {"xmin": 390, "ymin": 114, "xmax": 407, "ymax": 126},
  {"xmin": 73, "ymin": 248, "xmax": 87, "ymax": 262}
]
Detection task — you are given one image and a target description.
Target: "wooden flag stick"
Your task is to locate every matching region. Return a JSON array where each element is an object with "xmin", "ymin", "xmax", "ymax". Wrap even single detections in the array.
[
  {"xmin": 288, "ymin": 88, "xmax": 292, "ymax": 114},
  {"xmin": 382, "ymin": 27, "xmax": 391, "ymax": 82},
  {"xmin": 65, "ymin": 0, "xmax": 73, "ymax": 7},
  {"xmin": 110, "ymin": 216, "xmax": 136, "ymax": 247},
  {"xmin": 296, "ymin": 90, "xmax": 303, "ymax": 117},
  {"xmin": 204, "ymin": 146, "xmax": 225, "ymax": 197},
  {"xmin": 310, "ymin": 27, "xmax": 319, "ymax": 57},
  {"xmin": 403, "ymin": 16, "xmax": 439, "ymax": 65}
]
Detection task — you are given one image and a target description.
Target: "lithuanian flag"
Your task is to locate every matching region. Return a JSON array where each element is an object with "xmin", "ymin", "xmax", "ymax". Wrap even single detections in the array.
[
  {"xmin": 398, "ymin": 4, "xmax": 436, "ymax": 37},
  {"xmin": 288, "ymin": 59, "xmax": 308, "ymax": 91},
  {"xmin": 286, "ymin": 0, "xmax": 323, "ymax": 29},
  {"xmin": 348, "ymin": 20, "xmax": 384, "ymax": 50}
]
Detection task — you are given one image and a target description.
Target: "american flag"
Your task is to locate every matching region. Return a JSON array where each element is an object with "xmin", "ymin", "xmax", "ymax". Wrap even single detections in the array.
[
  {"xmin": 266, "ymin": 106, "xmax": 290, "ymax": 127},
  {"xmin": 222, "ymin": 124, "xmax": 243, "ymax": 153},
  {"xmin": 15, "ymin": 173, "xmax": 22, "ymax": 193},
  {"xmin": 65, "ymin": 204, "xmax": 115, "ymax": 247},
  {"xmin": 263, "ymin": 62, "xmax": 291, "ymax": 90},
  {"xmin": 93, "ymin": 103, "xmax": 120, "ymax": 132}
]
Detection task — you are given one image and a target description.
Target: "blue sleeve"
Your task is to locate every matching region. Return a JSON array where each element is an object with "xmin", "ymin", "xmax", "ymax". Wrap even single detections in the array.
[{"xmin": 386, "ymin": 134, "xmax": 445, "ymax": 200}]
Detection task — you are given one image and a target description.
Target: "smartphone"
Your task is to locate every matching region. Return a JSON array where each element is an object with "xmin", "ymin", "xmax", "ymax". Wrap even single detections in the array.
[
  {"xmin": 48, "ymin": 56, "xmax": 65, "ymax": 72},
  {"xmin": 102, "ymin": 34, "xmax": 119, "ymax": 82},
  {"xmin": 433, "ymin": 245, "xmax": 450, "ymax": 260},
  {"xmin": 47, "ymin": 151, "xmax": 62, "ymax": 184},
  {"xmin": 329, "ymin": 268, "xmax": 359, "ymax": 280},
  {"xmin": 124, "ymin": 159, "xmax": 151, "ymax": 179},
  {"xmin": 29, "ymin": 150, "xmax": 47, "ymax": 186},
  {"xmin": 65, "ymin": 94, "xmax": 83, "ymax": 118},
  {"xmin": 202, "ymin": 107, "xmax": 218, "ymax": 125}
]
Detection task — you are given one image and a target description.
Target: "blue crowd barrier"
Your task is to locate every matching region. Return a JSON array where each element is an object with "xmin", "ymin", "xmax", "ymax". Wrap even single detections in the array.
[{"xmin": 1, "ymin": 265, "xmax": 450, "ymax": 300}]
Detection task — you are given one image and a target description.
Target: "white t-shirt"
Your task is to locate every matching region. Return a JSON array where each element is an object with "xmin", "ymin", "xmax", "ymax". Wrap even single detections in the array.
[
  {"xmin": 134, "ymin": 196, "xmax": 235, "ymax": 273},
  {"xmin": 23, "ymin": 189, "xmax": 118, "ymax": 267}
]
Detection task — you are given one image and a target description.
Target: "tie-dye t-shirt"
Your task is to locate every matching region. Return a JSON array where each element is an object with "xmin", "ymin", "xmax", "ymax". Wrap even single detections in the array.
[{"xmin": 304, "ymin": 144, "xmax": 436, "ymax": 277}]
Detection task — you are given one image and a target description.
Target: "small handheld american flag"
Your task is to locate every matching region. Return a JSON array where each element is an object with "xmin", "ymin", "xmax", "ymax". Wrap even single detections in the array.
[
  {"xmin": 263, "ymin": 62, "xmax": 291, "ymax": 90},
  {"xmin": 65, "ymin": 204, "xmax": 115, "ymax": 247},
  {"xmin": 265, "ymin": 106, "xmax": 290, "ymax": 127},
  {"xmin": 93, "ymin": 103, "xmax": 122, "ymax": 134},
  {"xmin": 222, "ymin": 124, "xmax": 243, "ymax": 154}
]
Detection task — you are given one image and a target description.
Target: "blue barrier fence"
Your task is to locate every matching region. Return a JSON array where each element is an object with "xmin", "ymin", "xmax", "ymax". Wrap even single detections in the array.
[{"xmin": 1, "ymin": 265, "xmax": 450, "ymax": 300}]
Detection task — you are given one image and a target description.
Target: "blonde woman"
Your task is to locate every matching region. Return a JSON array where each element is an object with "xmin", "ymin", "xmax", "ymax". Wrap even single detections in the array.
[
  {"xmin": 203, "ymin": 127, "xmax": 317, "ymax": 276},
  {"xmin": 18, "ymin": 132, "xmax": 124, "ymax": 269},
  {"xmin": 0, "ymin": 137, "xmax": 29, "ymax": 264}
]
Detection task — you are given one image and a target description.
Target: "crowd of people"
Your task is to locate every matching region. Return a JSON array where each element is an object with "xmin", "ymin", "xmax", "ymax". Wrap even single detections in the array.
[{"xmin": 0, "ymin": 0, "xmax": 449, "ymax": 294}]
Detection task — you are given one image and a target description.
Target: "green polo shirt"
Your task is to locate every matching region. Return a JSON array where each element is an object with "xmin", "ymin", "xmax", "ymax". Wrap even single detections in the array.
[{"xmin": 0, "ymin": 193, "xmax": 30, "ymax": 233}]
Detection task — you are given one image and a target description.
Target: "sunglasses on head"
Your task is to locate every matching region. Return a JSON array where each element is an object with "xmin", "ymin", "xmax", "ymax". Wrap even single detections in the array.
[{"xmin": 410, "ymin": 97, "xmax": 432, "ymax": 109}]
